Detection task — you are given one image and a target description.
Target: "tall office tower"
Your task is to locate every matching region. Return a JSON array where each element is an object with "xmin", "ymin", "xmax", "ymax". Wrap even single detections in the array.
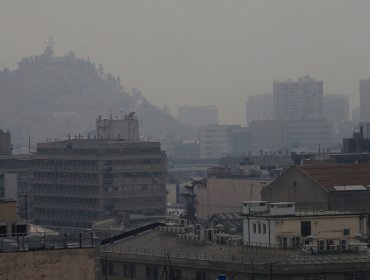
[
  {"xmin": 323, "ymin": 94, "xmax": 349, "ymax": 128},
  {"xmin": 360, "ymin": 78, "xmax": 370, "ymax": 121},
  {"xmin": 246, "ymin": 94, "xmax": 273, "ymax": 125},
  {"xmin": 177, "ymin": 106, "xmax": 219, "ymax": 129},
  {"xmin": 273, "ymin": 76, "xmax": 323, "ymax": 120},
  {"xmin": 31, "ymin": 116, "xmax": 167, "ymax": 228}
]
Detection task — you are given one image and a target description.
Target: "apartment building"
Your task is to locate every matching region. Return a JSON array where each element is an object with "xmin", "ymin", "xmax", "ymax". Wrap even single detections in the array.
[{"xmin": 273, "ymin": 76, "xmax": 323, "ymax": 120}]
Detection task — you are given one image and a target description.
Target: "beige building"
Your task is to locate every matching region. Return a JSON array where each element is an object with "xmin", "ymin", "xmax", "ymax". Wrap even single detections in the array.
[
  {"xmin": 0, "ymin": 200, "xmax": 28, "ymax": 236},
  {"xmin": 196, "ymin": 178, "xmax": 271, "ymax": 219},
  {"xmin": 242, "ymin": 201, "xmax": 368, "ymax": 252}
]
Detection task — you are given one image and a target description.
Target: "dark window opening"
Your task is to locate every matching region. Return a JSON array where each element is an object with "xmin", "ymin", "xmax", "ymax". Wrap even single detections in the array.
[{"xmin": 301, "ymin": 221, "xmax": 311, "ymax": 237}]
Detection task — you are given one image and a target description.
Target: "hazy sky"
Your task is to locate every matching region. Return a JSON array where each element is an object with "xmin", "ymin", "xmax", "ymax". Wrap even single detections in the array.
[{"xmin": 1, "ymin": 0, "xmax": 370, "ymax": 125}]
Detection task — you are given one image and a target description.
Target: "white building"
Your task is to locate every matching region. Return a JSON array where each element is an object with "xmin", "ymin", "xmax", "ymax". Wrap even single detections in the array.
[
  {"xmin": 242, "ymin": 201, "xmax": 368, "ymax": 252},
  {"xmin": 246, "ymin": 94, "xmax": 273, "ymax": 125},
  {"xmin": 177, "ymin": 106, "xmax": 219, "ymax": 129},
  {"xmin": 199, "ymin": 124, "xmax": 240, "ymax": 158},
  {"xmin": 273, "ymin": 76, "xmax": 323, "ymax": 120}
]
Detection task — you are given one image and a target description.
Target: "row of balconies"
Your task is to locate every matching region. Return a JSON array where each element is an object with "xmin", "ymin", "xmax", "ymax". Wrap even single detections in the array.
[
  {"xmin": 33, "ymin": 202, "xmax": 98, "ymax": 210},
  {"xmin": 33, "ymin": 166, "xmax": 98, "ymax": 172},
  {"xmin": 33, "ymin": 189, "xmax": 99, "ymax": 197},
  {"xmin": 32, "ymin": 178, "xmax": 99, "ymax": 185}
]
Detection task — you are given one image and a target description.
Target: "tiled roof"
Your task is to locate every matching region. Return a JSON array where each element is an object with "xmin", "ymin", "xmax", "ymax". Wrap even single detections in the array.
[{"xmin": 297, "ymin": 164, "xmax": 370, "ymax": 191}]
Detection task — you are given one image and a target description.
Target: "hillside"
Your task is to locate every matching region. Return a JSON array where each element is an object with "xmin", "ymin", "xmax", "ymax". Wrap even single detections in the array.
[{"xmin": 0, "ymin": 48, "xmax": 194, "ymax": 149}]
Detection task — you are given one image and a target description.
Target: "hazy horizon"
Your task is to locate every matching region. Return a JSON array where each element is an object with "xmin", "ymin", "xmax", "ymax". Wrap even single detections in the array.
[{"xmin": 1, "ymin": 0, "xmax": 370, "ymax": 125}]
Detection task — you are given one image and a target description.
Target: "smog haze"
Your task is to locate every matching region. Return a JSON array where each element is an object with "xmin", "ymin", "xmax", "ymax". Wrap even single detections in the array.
[{"xmin": 1, "ymin": 0, "xmax": 370, "ymax": 124}]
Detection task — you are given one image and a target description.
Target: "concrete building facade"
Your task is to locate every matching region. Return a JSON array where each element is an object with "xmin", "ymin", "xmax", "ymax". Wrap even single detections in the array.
[
  {"xmin": 31, "ymin": 139, "xmax": 167, "ymax": 228},
  {"xmin": 199, "ymin": 124, "xmax": 241, "ymax": 158},
  {"xmin": 0, "ymin": 130, "xmax": 11, "ymax": 156},
  {"xmin": 246, "ymin": 94, "xmax": 273, "ymax": 125},
  {"xmin": 273, "ymin": 76, "xmax": 323, "ymax": 120},
  {"xmin": 196, "ymin": 178, "xmax": 271, "ymax": 219}
]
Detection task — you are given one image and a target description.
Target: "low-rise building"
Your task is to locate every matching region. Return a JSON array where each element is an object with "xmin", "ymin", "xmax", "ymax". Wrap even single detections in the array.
[
  {"xmin": 100, "ymin": 221, "xmax": 370, "ymax": 279},
  {"xmin": 0, "ymin": 199, "xmax": 28, "ymax": 236},
  {"xmin": 242, "ymin": 201, "xmax": 367, "ymax": 252},
  {"xmin": 261, "ymin": 163, "xmax": 370, "ymax": 232}
]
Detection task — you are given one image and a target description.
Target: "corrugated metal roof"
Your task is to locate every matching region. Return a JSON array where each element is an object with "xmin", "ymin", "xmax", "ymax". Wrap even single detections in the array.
[{"xmin": 297, "ymin": 164, "xmax": 370, "ymax": 191}]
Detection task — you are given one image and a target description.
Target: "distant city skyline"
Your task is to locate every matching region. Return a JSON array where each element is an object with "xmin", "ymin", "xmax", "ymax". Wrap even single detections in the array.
[{"xmin": 1, "ymin": 1, "xmax": 370, "ymax": 125}]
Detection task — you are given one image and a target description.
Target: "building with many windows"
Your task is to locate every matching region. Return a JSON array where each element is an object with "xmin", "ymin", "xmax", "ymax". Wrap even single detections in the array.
[
  {"xmin": 32, "ymin": 116, "xmax": 167, "ymax": 228},
  {"xmin": 273, "ymin": 76, "xmax": 323, "ymax": 120},
  {"xmin": 32, "ymin": 139, "xmax": 167, "ymax": 228},
  {"xmin": 199, "ymin": 125, "xmax": 241, "ymax": 158}
]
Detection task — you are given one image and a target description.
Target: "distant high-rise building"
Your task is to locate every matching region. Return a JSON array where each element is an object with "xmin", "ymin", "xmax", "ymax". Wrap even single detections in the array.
[
  {"xmin": 246, "ymin": 94, "xmax": 273, "ymax": 125},
  {"xmin": 0, "ymin": 130, "xmax": 11, "ymax": 156},
  {"xmin": 352, "ymin": 106, "xmax": 361, "ymax": 123},
  {"xmin": 250, "ymin": 119, "xmax": 333, "ymax": 155},
  {"xmin": 360, "ymin": 78, "xmax": 370, "ymax": 121},
  {"xmin": 273, "ymin": 76, "xmax": 323, "ymax": 120},
  {"xmin": 323, "ymin": 94, "xmax": 349, "ymax": 129},
  {"xmin": 199, "ymin": 124, "xmax": 240, "ymax": 158},
  {"xmin": 177, "ymin": 106, "xmax": 219, "ymax": 129}
]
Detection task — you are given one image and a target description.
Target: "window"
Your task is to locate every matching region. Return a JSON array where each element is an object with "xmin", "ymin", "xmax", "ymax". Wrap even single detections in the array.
[
  {"xmin": 301, "ymin": 221, "xmax": 311, "ymax": 237},
  {"xmin": 196, "ymin": 271, "xmax": 207, "ymax": 280},
  {"xmin": 263, "ymin": 224, "xmax": 266, "ymax": 234},
  {"xmin": 146, "ymin": 266, "xmax": 158, "ymax": 280},
  {"xmin": 175, "ymin": 269, "xmax": 182, "ymax": 280},
  {"xmin": 124, "ymin": 264, "xmax": 136, "ymax": 278},
  {"xmin": 253, "ymin": 224, "xmax": 256, "ymax": 233},
  {"xmin": 343, "ymin": 228, "xmax": 350, "ymax": 236},
  {"xmin": 258, "ymin": 223, "xmax": 261, "ymax": 233}
]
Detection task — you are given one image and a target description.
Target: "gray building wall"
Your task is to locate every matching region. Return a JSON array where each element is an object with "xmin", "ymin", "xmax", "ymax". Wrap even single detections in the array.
[{"xmin": 261, "ymin": 167, "xmax": 329, "ymax": 210}]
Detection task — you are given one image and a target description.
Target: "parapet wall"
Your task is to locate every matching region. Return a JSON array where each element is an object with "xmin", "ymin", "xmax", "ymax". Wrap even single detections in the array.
[{"xmin": 0, "ymin": 248, "xmax": 95, "ymax": 280}]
